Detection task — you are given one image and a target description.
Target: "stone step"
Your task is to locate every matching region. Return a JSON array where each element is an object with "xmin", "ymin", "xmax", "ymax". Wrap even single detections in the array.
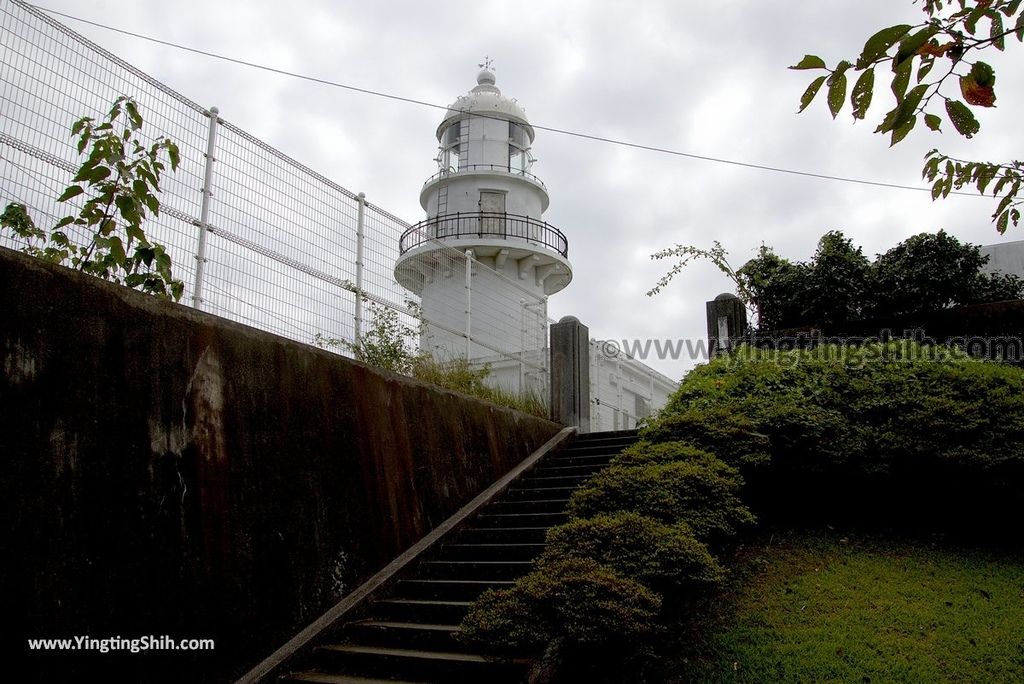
[
  {"xmin": 281, "ymin": 671, "xmax": 431, "ymax": 684},
  {"xmin": 419, "ymin": 559, "xmax": 534, "ymax": 581},
  {"xmin": 392, "ymin": 579, "xmax": 516, "ymax": 602},
  {"xmin": 574, "ymin": 429, "xmax": 640, "ymax": 442},
  {"xmin": 372, "ymin": 599, "xmax": 473, "ymax": 625},
  {"xmin": 503, "ymin": 485, "xmax": 575, "ymax": 501},
  {"xmin": 530, "ymin": 462, "xmax": 610, "ymax": 477},
  {"xmin": 484, "ymin": 498, "xmax": 568, "ymax": 515},
  {"xmin": 435, "ymin": 542, "xmax": 546, "ymax": 562},
  {"xmin": 472, "ymin": 511, "xmax": 568, "ymax": 528},
  {"xmin": 455, "ymin": 526, "xmax": 548, "ymax": 544},
  {"xmin": 541, "ymin": 452, "xmax": 615, "ymax": 468},
  {"xmin": 310, "ymin": 644, "xmax": 527, "ymax": 683},
  {"xmin": 518, "ymin": 472, "xmax": 595, "ymax": 488},
  {"xmin": 345, "ymin": 620, "xmax": 463, "ymax": 653}
]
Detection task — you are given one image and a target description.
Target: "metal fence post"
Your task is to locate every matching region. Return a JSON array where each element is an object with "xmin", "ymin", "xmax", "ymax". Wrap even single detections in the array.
[
  {"xmin": 465, "ymin": 249, "xmax": 473, "ymax": 359},
  {"xmin": 354, "ymin": 192, "xmax": 366, "ymax": 345},
  {"xmin": 192, "ymin": 106, "xmax": 220, "ymax": 311},
  {"xmin": 519, "ymin": 297, "xmax": 527, "ymax": 394}
]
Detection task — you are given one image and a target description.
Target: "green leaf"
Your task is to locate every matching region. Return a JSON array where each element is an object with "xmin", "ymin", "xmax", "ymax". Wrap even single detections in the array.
[
  {"xmin": 136, "ymin": 245, "xmax": 155, "ymax": 267},
  {"xmin": 57, "ymin": 185, "xmax": 85, "ymax": 203},
  {"xmin": 995, "ymin": 192, "xmax": 1015, "ymax": 217},
  {"xmin": 790, "ymin": 55, "xmax": 827, "ymax": 70},
  {"xmin": 55, "ymin": 215, "xmax": 75, "ymax": 229},
  {"xmin": 115, "ymin": 194, "xmax": 140, "ymax": 225},
  {"xmin": 945, "ymin": 99, "xmax": 980, "ymax": 138},
  {"xmin": 895, "ymin": 27, "xmax": 934, "ymax": 66},
  {"xmin": 125, "ymin": 223, "xmax": 146, "ymax": 244},
  {"xmin": 997, "ymin": 210, "xmax": 1009, "ymax": 233},
  {"xmin": 166, "ymin": 142, "xmax": 180, "ymax": 171},
  {"xmin": 142, "ymin": 192, "xmax": 159, "ymax": 216},
  {"xmin": 827, "ymin": 70, "xmax": 849, "ymax": 119},
  {"xmin": 976, "ymin": 165, "xmax": 998, "ymax": 195},
  {"xmin": 796, "ymin": 75, "xmax": 824, "ymax": 109},
  {"xmin": 891, "ymin": 114, "xmax": 917, "ymax": 146},
  {"xmin": 86, "ymin": 165, "xmax": 111, "ymax": 184},
  {"xmin": 965, "ymin": 5, "xmax": 987, "ymax": 34},
  {"xmin": 891, "ymin": 58, "xmax": 913, "ymax": 102},
  {"xmin": 107, "ymin": 236, "xmax": 126, "ymax": 265},
  {"xmin": 917, "ymin": 55, "xmax": 934, "ymax": 83},
  {"xmin": 990, "ymin": 12, "xmax": 1006, "ymax": 49},
  {"xmin": 125, "ymin": 99, "xmax": 142, "ymax": 129},
  {"xmin": 924, "ymin": 113, "xmax": 942, "ymax": 131},
  {"xmin": 857, "ymin": 24, "xmax": 913, "ymax": 68},
  {"xmin": 850, "ymin": 68, "xmax": 875, "ymax": 120},
  {"xmin": 879, "ymin": 83, "xmax": 927, "ymax": 137},
  {"xmin": 107, "ymin": 98, "xmax": 123, "ymax": 121}
]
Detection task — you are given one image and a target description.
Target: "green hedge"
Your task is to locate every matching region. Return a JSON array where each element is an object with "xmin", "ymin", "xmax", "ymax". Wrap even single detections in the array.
[{"xmin": 650, "ymin": 342, "xmax": 1024, "ymax": 526}]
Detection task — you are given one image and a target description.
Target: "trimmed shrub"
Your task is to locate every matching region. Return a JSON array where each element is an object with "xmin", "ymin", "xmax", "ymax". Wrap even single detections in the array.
[
  {"xmin": 543, "ymin": 512, "xmax": 724, "ymax": 593},
  {"xmin": 639, "ymin": 404, "xmax": 771, "ymax": 469},
  {"xmin": 568, "ymin": 460, "xmax": 755, "ymax": 541},
  {"xmin": 458, "ymin": 558, "xmax": 662, "ymax": 653},
  {"xmin": 612, "ymin": 439, "xmax": 719, "ymax": 467}
]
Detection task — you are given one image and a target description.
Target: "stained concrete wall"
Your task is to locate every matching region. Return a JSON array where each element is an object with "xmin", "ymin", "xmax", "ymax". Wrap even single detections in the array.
[{"xmin": 0, "ymin": 246, "xmax": 560, "ymax": 682}]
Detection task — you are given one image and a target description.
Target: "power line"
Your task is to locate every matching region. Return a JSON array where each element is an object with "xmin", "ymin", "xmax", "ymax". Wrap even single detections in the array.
[{"xmin": 32, "ymin": 3, "xmax": 985, "ymax": 198}]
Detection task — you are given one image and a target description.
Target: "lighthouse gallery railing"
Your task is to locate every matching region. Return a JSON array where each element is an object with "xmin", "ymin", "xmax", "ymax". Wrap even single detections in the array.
[{"xmin": 399, "ymin": 212, "xmax": 569, "ymax": 258}]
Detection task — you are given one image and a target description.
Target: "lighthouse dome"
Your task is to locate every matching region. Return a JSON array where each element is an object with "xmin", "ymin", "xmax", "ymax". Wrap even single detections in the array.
[{"xmin": 436, "ymin": 69, "xmax": 535, "ymax": 142}]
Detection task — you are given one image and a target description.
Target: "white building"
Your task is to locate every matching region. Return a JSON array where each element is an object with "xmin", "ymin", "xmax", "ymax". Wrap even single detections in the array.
[
  {"xmin": 395, "ymin": 66, "xmax": 677, "ymax": 425},
  {"xmin": 589, "ymin": 340, "xmax": 679, "ymax": 431},
  {"xmin": 980, "ymin": 240, "xmax": 1024, "ymax": 278}
]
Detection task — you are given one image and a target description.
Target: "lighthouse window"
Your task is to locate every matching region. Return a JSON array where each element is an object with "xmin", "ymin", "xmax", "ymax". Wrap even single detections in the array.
[
  {"xmin": 510, "ymin": 146, "xmax": 522, "ymax": 173},
  {"xmin": 441, "ymin": 121, "xmax": 462, "ymax": 172},
  {"xmin": 508, "ymin": 122, "xmax": 530, "ymax": 173},
  {"xmin": 508, "ymin": 122, "xmax": 527, "ymax": 147},
  {"xmin": 444, "ymin": 121, "xmax": 461, "ymax": 146}
]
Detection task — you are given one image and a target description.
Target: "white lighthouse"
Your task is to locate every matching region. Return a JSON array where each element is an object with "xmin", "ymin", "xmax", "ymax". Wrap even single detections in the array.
[{"xmin": 395, "ymin": 64, "xmax": 572, "ymax": 395}]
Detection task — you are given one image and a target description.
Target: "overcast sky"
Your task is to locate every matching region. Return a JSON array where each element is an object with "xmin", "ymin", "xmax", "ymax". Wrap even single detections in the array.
[{"xmin": 30, "ymin": 0, "xmax": 1024, "ymax": 378}]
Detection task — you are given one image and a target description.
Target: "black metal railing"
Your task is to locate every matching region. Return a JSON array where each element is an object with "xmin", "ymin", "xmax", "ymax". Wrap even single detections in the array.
[
  {"xmin": 421, "ymin": 165, "xmax": 548, "ymax": 192},
  {"xmin": 399, "ymin": 212, "xmax": 569, "ymax": 257}
]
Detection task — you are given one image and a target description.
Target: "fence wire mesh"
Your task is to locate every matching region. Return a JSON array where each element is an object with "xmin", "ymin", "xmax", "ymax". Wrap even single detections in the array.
[{"xmin": 0, "ymin": 0, "xmax": 549, "ymax": 405}]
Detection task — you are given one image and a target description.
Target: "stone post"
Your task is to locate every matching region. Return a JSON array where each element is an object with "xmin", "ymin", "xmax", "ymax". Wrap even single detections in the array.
[
  {"xmin": 550, "ymin": 315, "xmax": 590, "ymax": 431},
  {"xmin": 706, "ymin": 293, "xmax": 747, "ymax": 357}
]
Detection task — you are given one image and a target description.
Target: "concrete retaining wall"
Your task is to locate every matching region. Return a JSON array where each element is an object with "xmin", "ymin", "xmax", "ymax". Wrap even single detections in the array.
[{"xmin": 0, "ymin": 246, "xmax": 560, "ymax": 681}]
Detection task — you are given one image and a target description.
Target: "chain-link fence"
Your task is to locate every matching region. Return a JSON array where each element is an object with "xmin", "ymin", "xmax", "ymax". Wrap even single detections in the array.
[{"xmin": 0, "ymin": 0, "xmax": 549, "ymax": 404}]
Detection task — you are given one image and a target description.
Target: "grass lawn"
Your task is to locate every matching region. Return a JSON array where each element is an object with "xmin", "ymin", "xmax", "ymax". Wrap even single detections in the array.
[{"xmin": 672, "ymin": 531, "xmax": 1024, "ymax": 683}]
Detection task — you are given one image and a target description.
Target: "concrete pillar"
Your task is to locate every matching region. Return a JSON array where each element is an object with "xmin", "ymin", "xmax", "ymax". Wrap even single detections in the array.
[
  {"xmin": 550, "ymin": 315, "xmax": 590, "ymax": 431},
  {"xmin": 706, "ymin": 293, "xmax": 747, "ymax": 357}
]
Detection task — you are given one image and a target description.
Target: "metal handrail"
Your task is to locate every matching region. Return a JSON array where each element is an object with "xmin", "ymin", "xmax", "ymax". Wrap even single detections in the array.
[
  {"xmin": 421, "ymin": 164, "xmax": 548, "ymax": 191},
  {"xmin": 399, "ymin": 212, "xmax": 569, "ymax": 258}
]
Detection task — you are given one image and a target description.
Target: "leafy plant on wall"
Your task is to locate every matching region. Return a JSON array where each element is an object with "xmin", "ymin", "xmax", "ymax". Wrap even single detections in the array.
[{"xmin": 1, "ymin": 96, "xmax": 184, "ymax": 300}]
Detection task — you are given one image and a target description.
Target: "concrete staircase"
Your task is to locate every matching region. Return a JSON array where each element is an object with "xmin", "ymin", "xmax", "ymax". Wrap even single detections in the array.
[{"xmin": 278, "ymin": 429, "xmax": 639, "ymax": 684}]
